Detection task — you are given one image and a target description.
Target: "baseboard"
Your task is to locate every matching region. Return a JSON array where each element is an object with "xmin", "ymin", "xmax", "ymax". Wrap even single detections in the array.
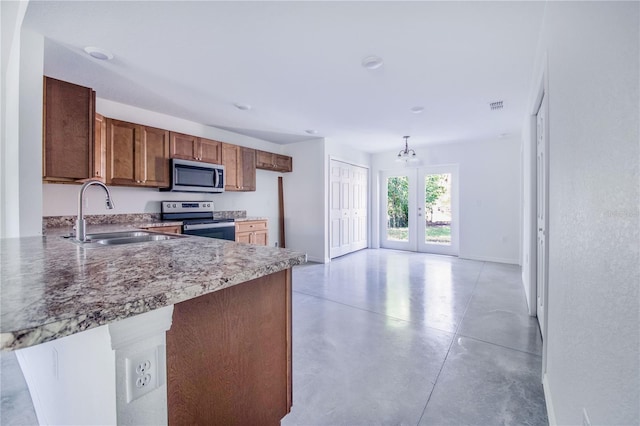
[
  {"xmin": 306, "ymin": 255, "xmax": 328, "ymax": 264},
  {"xmin": 542, "ymin": 373, "xmax": 557, "ymax": 425},
  {"xmin": 459, "ymin": 254, "xmax": 520, "ymax": 265}
]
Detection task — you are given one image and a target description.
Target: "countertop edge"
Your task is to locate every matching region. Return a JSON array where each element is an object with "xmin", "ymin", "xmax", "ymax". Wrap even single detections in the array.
[{"xmin": 1, "ymin": 253, "xmax": 306, "ymax": 351}]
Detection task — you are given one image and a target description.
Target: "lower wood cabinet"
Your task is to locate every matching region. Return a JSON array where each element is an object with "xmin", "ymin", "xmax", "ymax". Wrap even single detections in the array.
[
  {"xmin": 166, "ymin": 269, "xmax": 292, "ymax": 425},
  {"xmin": 236, "ymin": 220, "xmax": 268, "ymax": 246}
]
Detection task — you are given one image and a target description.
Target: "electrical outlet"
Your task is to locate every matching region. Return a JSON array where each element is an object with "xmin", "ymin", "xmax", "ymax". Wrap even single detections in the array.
[
  {"xmin": 126, "ymin": 348, "xmax": 159, "ymax": 403},
  {"xmin": 582, "ymin": 408, "xmax": 591, "ymax": 426}
]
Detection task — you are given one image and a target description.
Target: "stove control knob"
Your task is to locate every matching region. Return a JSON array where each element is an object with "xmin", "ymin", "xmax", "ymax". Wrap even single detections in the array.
[{"xmin": 172, "ymin": 204, "xmax": 177, "ymax": 208}]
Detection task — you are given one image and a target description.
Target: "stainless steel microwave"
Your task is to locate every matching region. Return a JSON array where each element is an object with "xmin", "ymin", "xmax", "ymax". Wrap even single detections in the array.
[{"xmin": 161, "ymin": 158, "xmax": 225, "ymax": 193}]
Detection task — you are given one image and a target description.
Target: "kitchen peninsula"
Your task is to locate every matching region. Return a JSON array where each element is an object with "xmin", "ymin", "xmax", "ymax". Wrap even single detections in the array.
[{"xmin": 0, "ymin": 225, "xmax": 306, "ymax": 425}]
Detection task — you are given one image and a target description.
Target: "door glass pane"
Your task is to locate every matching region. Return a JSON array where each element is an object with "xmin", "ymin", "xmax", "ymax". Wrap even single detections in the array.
[
  {"xmin": 424, "ymin": 173, "xmax": 451, "ymax": 245},
  {"xmin": 386, "ymin": 176, "xmax": 409, "ymax": 241}
]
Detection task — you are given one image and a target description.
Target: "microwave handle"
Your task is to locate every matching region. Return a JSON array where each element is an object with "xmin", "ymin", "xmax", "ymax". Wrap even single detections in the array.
[{"xmin": 213, "ymin": 169, "xmax": 219, "ymax": 188}]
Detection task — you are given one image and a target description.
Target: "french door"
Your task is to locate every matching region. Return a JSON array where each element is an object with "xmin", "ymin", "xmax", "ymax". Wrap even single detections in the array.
[{"xmin": 381, "ymin": 166, "xmax": 458, "ymax": 255}]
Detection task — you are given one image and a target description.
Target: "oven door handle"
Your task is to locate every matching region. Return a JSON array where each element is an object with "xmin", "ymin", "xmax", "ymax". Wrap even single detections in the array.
[{"xmin": 183, "ymin": 222, "xmax": 235, "ymax": 231}]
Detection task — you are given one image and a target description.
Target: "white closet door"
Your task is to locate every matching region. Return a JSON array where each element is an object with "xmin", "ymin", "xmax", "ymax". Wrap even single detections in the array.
[{"xmin": 330, "ymin": 160, "xmax": 369, "ymax": 259}]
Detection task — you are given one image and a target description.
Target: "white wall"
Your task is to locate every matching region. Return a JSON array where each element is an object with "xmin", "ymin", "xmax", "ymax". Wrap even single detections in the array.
[
  {"xmin": 1, "ymin": 1, "xmax": 44, "ymax": 238},
  {"xmin": 281, "ymin": 137, "xmax": 371, "ymax": 263},
  {"xmin": 282, "ymin": 139, "xmax": 326, "ymax": 262},
  {"xmin": 371, "ymin": 136, "xmax": 522, "ymax": 264},
  {"xmin": 42, "ymin": 98, "xmax": 288, "ymax": 247},
  {"xmin": 525, "ymin": 2, "xmax": 639, "ymax": 424}
]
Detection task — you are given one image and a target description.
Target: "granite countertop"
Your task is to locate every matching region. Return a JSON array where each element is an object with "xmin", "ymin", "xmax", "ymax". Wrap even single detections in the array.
[
  {"xmin": 234, "ymin": 217, "xmax": 269, "ymax": 222},
  {"xmin": 0, "ymin": 224, "xmax": 306, "ymax": 351}
]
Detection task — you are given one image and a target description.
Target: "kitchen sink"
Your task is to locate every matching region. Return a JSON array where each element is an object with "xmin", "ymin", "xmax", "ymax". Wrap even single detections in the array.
[
  {"xmin": 85, "ymin": 231, "xmax": 152, "ymax": 240},
  {"xmin": 96, "ymin": 234, "xmax": 179, "ymax": 245},
  {"xmin": 65, "ymin": 230, "xmax": 186, "ymax": 247}
]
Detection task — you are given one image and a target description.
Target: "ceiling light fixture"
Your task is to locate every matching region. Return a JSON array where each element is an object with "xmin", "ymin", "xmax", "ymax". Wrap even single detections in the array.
[
  {"xmin": 83, "ymin": 46, "xmax": 113, "ymax": 60},
  {"xmin": 305, "ymin": 129, "xmax": 318, "ymax": 135},
  {"xmin": 396, "ymin": 136, "xmax": 418, "ymax": 163},
  {"xmin": 234, "ymin": 103, "xmax": 252, "ymax": 111},
  {"xmin": 361, "ymin": 55, "xmax": 384, "ymax": 70},
  {"xmin": 410, "ymin": 106, "xmax": 424, "ymax": 114}
]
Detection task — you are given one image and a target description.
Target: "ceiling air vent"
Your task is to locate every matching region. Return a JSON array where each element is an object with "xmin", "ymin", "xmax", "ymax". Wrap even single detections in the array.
[{"xmin": 489, "ymin": 101, "xmax": 504, "ymax": 111}]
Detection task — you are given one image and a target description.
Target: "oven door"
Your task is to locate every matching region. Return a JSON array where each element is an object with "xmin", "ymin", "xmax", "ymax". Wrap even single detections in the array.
[{"xmin": 182, "ymin": 222, "xmax": 235, "ymax": 241}]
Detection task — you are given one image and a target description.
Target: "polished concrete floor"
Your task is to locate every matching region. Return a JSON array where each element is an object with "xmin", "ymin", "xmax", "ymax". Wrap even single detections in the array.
[
  {"xmin": 1, "ymin": 248, "xmax": 547, "ymax": 425},
  {"xmin": 282, "ymin": 249, "xmax": 547, "ymax": 426}
]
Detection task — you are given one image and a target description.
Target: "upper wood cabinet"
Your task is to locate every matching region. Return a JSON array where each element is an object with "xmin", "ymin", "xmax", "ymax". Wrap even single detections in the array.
[
  {"xmin": 170, "ymin": 132, "xmax": 221, "ymax": 164},
  {"xmin": 93, "ymin": 113, "xmax": 107, "ymax": 182},
  {"xmin": 221, "ymin": 143, "xmax": 256, "ymax": 191},
  {"xmin": 106, "ymin": 119, "xmax": 170, "ymax": 187},
  {"xmin": 256, "ymin": 150, "xmax": 293, "ymax": 173},
  {"xmin": 43, "ymin": 76, "xmax": 96, "ymax": 182}
]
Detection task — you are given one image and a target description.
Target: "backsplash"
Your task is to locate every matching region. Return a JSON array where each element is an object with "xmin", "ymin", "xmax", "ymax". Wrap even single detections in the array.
[{"xmin": 43, "ymin": 211, "xmax": 247, "ymax": 230}]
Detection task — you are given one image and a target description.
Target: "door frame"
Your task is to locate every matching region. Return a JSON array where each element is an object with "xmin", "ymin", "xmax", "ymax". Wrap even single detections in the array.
[
  {"xmin": 529, "ymin": 55, "xmax": 550, "ymax": 378},
  {"xmin": 380, "ymin": 169, "xmax": 418, "ymax": 251},
  {"xmin": 417, "ymin": 164, "xmax": 460, "ymax": 256}
]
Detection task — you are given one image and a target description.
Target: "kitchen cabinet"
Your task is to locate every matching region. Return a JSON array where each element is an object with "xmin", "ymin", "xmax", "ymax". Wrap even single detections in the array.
[
  {"xmin": 43, "ymin": 76, "xmax": 96, "ymax": 182},
  {"xmin": 93, "ymin": 113, "xmax": 107, "ymax": 181},
  {"xmin": 167, "ymin": 269, "xmax": 292, "ymax": 425},
  {"xmin": 170, "ymin": 132, "xmax": 221, "ymax": 164},
  {"xmin": 221, "ymin": 143, "xmax": 256, "ymax": 191},
  {"xmin": 106, "ymin": 119, "xmax": 170, "ymax": 188},
  {"xmin": 256, "ymin": 150, "xmax": 293, "ymax": 173},
  {"xmin": 236, "ymin": 220, "xmax": 268, "ymax": 246},
  {"xmin": 140, "ymin": 225, "xmax": 182, "ymax": 234}
]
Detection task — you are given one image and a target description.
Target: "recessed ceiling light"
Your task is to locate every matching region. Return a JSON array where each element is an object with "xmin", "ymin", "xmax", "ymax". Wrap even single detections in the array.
[
  {"xmin": 410, "ymin": 106, "xmax": 424, "ymax": 114},
  {"xmin": 361, "ymin": 55, "xmax": 383, "ymax": 70},
  {"xmin": 83, "ymin": 46, "xmax": 113, "ymax": 60},
  {"xmin": 305, "ymin": 129, "xmax": 318, "ymax": 135},
  {"xmin": 234, "ymin": 103, "xmax": 252, "ymax": 111}
]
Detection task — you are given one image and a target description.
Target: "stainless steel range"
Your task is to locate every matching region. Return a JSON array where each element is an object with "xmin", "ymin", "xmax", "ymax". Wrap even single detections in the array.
[{"xmin": 161, "ymin": 201, "xmax": 235, "ymax": 241}]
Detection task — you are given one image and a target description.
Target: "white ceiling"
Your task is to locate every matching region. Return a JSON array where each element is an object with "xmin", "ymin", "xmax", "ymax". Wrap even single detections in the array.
[{"xmin": 23, "ymin": 1, "xmax": 545, "ymax": 153}]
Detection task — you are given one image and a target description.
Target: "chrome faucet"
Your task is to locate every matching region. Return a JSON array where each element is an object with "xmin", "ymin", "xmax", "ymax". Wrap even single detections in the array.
[{"xmin": 76, "ymin": 180, "xmax": 115, "ymax": 242}]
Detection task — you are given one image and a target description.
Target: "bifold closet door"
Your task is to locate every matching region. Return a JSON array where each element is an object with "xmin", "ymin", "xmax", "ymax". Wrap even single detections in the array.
[{"xmin": 330, "ymin": 160, "xmax": 368, "ymax": 259}]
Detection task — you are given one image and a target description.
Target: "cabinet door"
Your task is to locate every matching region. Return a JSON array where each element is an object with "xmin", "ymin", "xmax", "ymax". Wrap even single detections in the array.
[
  {"xmin": 253, "ymin": 230, "xmax": 268, "ymax": 246},
  {"xmin": 199, "ymin": 138, "xmax": 221, "ymax": 164},
  {"xmin": 43, "ymin": 77, "xmax": 96, "ymax": 182},
  {"xmin": 273, "ymin": 154, "xmax": 292, "ymax": 173},
  {"xmin": 221, "ymin": 143, "xmax": 240, "ymax": 190},
  {"xmin": 93, "ymin": 113, "xmax": 107, "ymax": 181},
  {"xmin": 170, "ymin": 132, "xmax": 198, "ymax": 161},
  {"xmin": 240, "ymin": 147, "xmax": 256, "ymax": 191},
  {"xmin": 106, "ymin": 119, "xmax": 141, "ymax": 185},
  {"xmin": 236, "ymin": 232, "xmax": 252, "ymax": 244},
  {"xmin": 256, "ymin": 150, "xmax": 275, "ymax": 169},
  {"xmin": 141, "ymin": 126, "xmax": 170, "ymax": 187}
]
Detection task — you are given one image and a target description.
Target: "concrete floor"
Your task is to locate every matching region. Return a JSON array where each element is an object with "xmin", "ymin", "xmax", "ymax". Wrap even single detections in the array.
[
  {"xmin": 1, "ymin": 248, "xmax": 547, "ymax": 425},
  {"xmin": 282, "ymin": 249, "xmax": 547, "ymax": 425}
]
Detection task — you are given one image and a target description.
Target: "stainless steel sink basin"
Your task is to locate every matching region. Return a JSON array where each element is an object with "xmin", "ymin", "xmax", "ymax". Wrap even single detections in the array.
[
  {"xmin": 66, "ymin": 230, "xmax": 186, "ymax": 247},
  {"xmin": 85, "ymin": 231, "xmax": 152, "ymax": 240},
  {"xmin": 96, "ymin": 234, "xmax": 178, "ymax": 245}
]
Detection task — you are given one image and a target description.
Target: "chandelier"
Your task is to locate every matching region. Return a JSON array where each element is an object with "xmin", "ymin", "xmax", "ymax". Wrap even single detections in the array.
[{"xmin": 396, "ymin": 136, "xmax": 418, "ymax": 162}]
